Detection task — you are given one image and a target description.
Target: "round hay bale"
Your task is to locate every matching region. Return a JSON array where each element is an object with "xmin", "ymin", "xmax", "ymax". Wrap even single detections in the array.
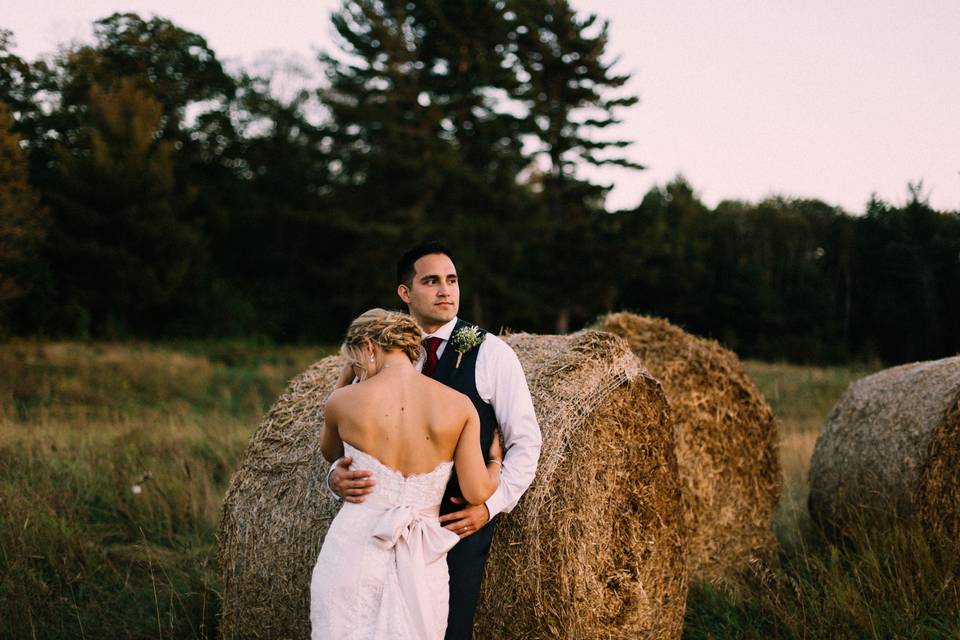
[
  {"xmin": 808, "ymin": 355, "xmax": 960, "ymax": 536},
  {"xmin": 217, "ymin": 330, "xmax": 687, "ymax": 640},
  {"xmin": 218, "ymin": 356, "xmax": 343, "ymax": 640},
  {"xmin": 475, "ymin": 331, "xmax": 687, "ymax": 639},
  {"xmin": 596, "ymin": 312, "xmax": 782, "ymax": 581}
]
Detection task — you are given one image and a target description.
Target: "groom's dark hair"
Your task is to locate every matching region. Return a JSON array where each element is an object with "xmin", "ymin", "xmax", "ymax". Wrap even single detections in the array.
[{"xmin": 397, "ymin": 241, "xmax": 455, "ymax": 287}]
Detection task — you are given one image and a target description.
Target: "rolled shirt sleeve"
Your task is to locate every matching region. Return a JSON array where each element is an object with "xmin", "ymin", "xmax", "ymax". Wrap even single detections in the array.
[{"xmin": 474, "ymin": 334, "xmax": 542, "ymax": 519}]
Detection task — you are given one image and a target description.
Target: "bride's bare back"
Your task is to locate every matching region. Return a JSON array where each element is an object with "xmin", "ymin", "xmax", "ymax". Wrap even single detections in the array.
[
  {"xmin": 329, "ymin": 368, "xmax": 471, "ymax": 473},
  {"xmin": 322, "ymin": 357, "xmax": 496, "ymax": 504}
]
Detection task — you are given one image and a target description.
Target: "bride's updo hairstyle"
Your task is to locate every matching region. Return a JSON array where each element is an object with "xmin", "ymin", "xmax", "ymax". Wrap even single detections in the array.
[{"xmin": 341, "ymin": 308, "xmax": 423, "ymax": 374}]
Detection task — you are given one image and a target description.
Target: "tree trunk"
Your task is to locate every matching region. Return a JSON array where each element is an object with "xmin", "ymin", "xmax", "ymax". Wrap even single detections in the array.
[
  {"xmin": 555, "ymin": 306, "xmax": 570, "ymax": 334},
  {"xmin": 471, "ymin": 293, "xmax": 484, "ymax": 328}
]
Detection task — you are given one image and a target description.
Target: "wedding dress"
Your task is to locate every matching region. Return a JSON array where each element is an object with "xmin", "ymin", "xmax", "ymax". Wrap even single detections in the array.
[{"xmin": 310, "ymin": 442, "xmax": 459, "ymax": 640}]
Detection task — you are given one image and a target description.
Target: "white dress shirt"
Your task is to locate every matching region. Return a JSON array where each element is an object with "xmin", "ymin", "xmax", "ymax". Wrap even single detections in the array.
[{"xmin": 419, "ymin": 317, "xmax": 542, "ymax": 518}]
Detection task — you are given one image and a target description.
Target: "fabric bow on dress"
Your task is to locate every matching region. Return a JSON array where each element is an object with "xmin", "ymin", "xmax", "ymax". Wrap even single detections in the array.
[{"xmin": 371, "ymin": 503, "xmax": 460, "ymax": 640}]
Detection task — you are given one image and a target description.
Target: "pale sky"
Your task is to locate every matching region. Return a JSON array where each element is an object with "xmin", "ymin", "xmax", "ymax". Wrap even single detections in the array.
[{"xmin": 4, "ymin": 0, "xmax": 959, "ymax": 213}]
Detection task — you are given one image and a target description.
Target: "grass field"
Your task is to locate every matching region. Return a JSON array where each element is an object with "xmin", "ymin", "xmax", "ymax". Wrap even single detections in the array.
[
  {"xmin": 0, "ymin": 341, "xmax": 957, "ymax": 639},
  {"xmin": 691, "ymin": 363, "xmax": 960, "ymax": 639},
  {"xmin": 0, "ymin": 340, "xmax": 333, "ymax": 639}
]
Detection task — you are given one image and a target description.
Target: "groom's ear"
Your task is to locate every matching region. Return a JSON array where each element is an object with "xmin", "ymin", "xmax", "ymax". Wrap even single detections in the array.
[{"xmin": 397, "ymin": 283, "xmax": 411, "ymax": 304}]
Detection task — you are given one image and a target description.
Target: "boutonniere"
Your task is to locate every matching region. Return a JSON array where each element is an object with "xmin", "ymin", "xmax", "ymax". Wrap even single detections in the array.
[{"xmin": 450, "ymin": 326, "xmax": 484, "ymax": 368}]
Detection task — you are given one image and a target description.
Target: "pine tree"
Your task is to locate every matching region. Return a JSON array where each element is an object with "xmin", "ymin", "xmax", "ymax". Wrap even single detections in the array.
[
  {"xmin": 320, "ymin": 0, "xmax": 537, "ymax": 324},
  {"xmin": 407, "ymin": 1, "xmax": 538, "ymax": 325},
  {"xmin": 510, "ymin": 0, "xmax": 641, "ymax": 330}
]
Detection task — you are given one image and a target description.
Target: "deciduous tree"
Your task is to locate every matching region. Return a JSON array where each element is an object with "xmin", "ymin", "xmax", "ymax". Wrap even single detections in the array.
[
  {"xmin": 46, "ymin": 80, "xmax": 201, "ymax": 334},
  {"xmin": 0, "ymin": 105, "xmax": 48, "ymax": 314}
]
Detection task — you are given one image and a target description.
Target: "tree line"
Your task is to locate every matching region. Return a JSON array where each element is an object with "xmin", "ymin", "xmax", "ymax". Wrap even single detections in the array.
[{"xmin": 0, "ymin": 3, "xmax": 957, "ymax": 364}]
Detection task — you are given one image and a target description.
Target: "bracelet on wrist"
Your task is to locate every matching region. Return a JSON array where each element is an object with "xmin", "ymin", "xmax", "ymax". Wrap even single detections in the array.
[{"xmin": 487, "ymin": 458, "xmax": 503, "ymax": 467}]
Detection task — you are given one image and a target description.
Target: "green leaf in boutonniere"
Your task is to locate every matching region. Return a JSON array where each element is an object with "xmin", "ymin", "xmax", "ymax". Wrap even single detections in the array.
[{"xmin": 450, "ymin": 325, "xmax": 484, "ymax": 368}]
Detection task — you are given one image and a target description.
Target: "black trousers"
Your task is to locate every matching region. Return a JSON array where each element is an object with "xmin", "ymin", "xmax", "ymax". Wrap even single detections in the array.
[{"xmin": 442, "ymin": 513, "xmax": 497, "ymax": 640}]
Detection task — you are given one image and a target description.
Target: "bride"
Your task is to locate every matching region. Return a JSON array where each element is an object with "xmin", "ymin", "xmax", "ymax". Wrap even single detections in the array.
[{"xmin": 310, "ymin": 308, "xmax": 502, "ymax": 640}]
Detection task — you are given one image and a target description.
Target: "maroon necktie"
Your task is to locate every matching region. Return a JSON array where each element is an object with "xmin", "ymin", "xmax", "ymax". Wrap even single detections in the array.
[{"xmin": 422, "ymin": 337, "xmax": 443, "ymax": 378}]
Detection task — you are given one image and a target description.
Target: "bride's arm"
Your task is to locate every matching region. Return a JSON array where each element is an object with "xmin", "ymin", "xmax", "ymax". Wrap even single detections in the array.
[
  {"xmin": 453, "ymin": 402, "xmax": 501, "ymax": 505},
  {"xmin": 320, "ymin": 390, "xmax": 345, "ymax": 462}
]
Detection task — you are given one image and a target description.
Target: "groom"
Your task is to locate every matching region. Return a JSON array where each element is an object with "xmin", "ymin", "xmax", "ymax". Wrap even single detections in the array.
[{"xmin": 328, "ymin": 241, "xmax": 542, "ymax": 639}]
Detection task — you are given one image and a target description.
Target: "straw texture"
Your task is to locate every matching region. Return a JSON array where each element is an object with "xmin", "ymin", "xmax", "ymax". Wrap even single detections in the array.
[
  {"xmin": 474, "ymin": 331, "xmax": 687, "ymax": 639},
  {"xmin": 809, "ymin": 355, "xmax": 960, "ymax": 535},
  {"xmin": 218, "ymin": 330, "xmax": 687, "ymax": 639},
  {"xmin": 597, "ymin": 312, "xmax": 781, "ymax": 581}
]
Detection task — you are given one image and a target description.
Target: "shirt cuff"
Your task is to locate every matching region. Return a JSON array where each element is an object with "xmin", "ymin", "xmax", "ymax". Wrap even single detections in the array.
[
  {"xmin": 485, "ymin": 486, "xmax": 507, "ymax": 519},
  {"xmin": 326, "ymin": 456, "xmax": 344, "ymax": 501}
]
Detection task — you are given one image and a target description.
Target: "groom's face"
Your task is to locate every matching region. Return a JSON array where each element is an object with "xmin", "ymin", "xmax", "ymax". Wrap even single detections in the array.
[{"xmin": 398, "ymin": 253, "xmax": 460, "ymax": 330}]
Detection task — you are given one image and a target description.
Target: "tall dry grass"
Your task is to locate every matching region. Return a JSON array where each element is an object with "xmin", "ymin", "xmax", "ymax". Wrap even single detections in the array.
[{"xmin": 0, "ymin": 340, "xmax": 331, "ymax": 639}]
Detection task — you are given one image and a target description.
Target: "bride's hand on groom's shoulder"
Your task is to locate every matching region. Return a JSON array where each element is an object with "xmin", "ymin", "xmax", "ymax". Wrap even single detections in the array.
[
  {"xmin": 336, "ymin": 361, "xmax": 357, "ymax": 388},
  {"xmin": 331, "ymin": 456, "xmax": 375, "ymax": 503}
]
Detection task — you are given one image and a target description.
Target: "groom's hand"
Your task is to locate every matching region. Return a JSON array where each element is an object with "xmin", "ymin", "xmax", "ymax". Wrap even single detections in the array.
[
  {"xmin": 330, "ymin": 456, "xmax": 375, "ymax": 503},
  {"xmin": 439, "ymin": 497, "xmax": 489, "ymax": 540}
]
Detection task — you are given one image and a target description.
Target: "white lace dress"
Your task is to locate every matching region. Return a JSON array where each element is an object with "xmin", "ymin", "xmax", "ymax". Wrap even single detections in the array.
[{"xmin": 310, "ymin": 443, "xmax": 459, "ymax": 640}]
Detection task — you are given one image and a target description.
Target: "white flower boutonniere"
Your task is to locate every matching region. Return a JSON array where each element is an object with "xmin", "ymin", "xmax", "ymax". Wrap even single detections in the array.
[{"xmin": 450, "ymin": 325, "xmax": 484, "ymax": 368}]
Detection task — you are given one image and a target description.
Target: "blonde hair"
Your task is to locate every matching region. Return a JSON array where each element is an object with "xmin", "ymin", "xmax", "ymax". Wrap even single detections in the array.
[{"xmin": 341, "ymin": 309, "xmax": 423, "ymax": 372}]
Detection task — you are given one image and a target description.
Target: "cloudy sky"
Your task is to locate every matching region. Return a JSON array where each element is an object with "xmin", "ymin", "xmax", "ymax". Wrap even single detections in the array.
[{"xmin": 4, "ymin": 0, "xmax": 958, "ymax": 212}]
